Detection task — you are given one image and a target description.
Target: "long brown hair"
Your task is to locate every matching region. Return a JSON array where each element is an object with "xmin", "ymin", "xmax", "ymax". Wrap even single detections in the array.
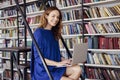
[{"xmin": 39, "ymin": 6, "xmax": 63, "ymax": 40}]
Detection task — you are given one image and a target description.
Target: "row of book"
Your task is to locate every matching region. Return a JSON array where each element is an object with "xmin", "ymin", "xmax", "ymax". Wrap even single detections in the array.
[
  {"xmin": 0, "ymin": 8, "xmax": 17, "ymax": 17},
  {"xmin": 0, "ymin": 39, "xmax": 32, "ymax": 50},
  {"xmin": 1, "ymin": 52, "xmax": 10, "ymax": 58},
  {"xmin": 0, "ymin": 28, "xmax": 36, "ymax": 38},
  {"xmin": 1, "ymin": 18, "xmax": 119, "ymax": 35},
  {"xmin": 0, "ymin": 0, "xmax": 23, "ymax": 7},
  {"xmin": 26, "ymin": 2, "xmax": 45, "ymax": 13},
  {"xmin": 59, "ymin": 37, "xmax": 83, "ymax": 49},
  {"xmin": 1, "ymin": 4, "xmax": 120, "ymax": 20},
  {"xmin": 1, "ymin": 19, "xmax": 120, "ymax": 38},
  {"xmin": 0, "ymin": 0, "xmax": 54, "ymax": 17},
  {"xmin": 85, "ymin": 21, "xmax": 120, "ymax": 34},
  {"xmin": 0, "ymin": 17, "xmax": 24, "ymax": 27},
  {"xmin": 0, "ymin": 18, "xmax": 18, "ymax": 27},
  {"xmin": 1, "ymin": 52, "xmax": 31, "ymax": 62},
  {"xmin": 1, "ymin": 1, "xmax": 120, "ymax": 19},
  {"xmin": 1, "ymin": 19, "xmax": 120, "ymax": 37},
  {"xmin": 1, "ymin": 52, "xmax": 31, "ymax": 70},
  {"xmin": 56, "ymin": 0, "xmax": 109, "ymax": 8},
  {"xmin": 0, "ymin": 3, "xmax": 38, "ymax": 17},
  {"xmin": 0, "ymin": 39, "xmax": 31, "ymax": 48},
  {"xmin": 0, "ymin": 15, "xmax": 40, "ymax": 28},
  {"xmin": 25, "ymin": 4, "xmax": 120, "ymax": 21},
  {"xmin": 27, "ymin": 15, "xmax": 40, "ymax": 25},
  {"xmin": 85, "ymin": 67, "xmax": 120, "ymax": 79},
  {"xmin": 87, "ymin": 52, "xmax": 120, "ymax": 65},
  {"xmin": 3, "ymin": 70, "xmax": 31, "ymax": 80},
  {"xmin": 62, "ymin": 9, "xmax": 82, "ymax": 21},
  {"xmin": 84, "ymin": 4, "xmax": 120, "ymax": 18},
  {"xmin": 62, "ymin": 23, "xmax": 82, "ymax": 35},
  {"xmin": 0, "ymin": 0, "xmax": 36, "ymax": 7},
  {"xmin": 0, "ymin": 8, "xmax": 83, "ymax": 20},
  {"xmin": 88, "ymin": 36, "xmax": 120, "ymax": 49},
  {"xmin": 84, "ymin": 0, "xmax": 109, "ymax": 3},
  {"xmin": 0, "ymin": 29, "xmax": 17, "ymax": 37},
  {"xmin": 56, "ymin": 0, "xmax": 81, "ymax": 8}
]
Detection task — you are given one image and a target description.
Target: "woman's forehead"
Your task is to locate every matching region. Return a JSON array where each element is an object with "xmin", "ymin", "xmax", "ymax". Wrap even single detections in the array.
[{"xmin": 49, "ymin": 10, "xmax": 60, "ymax": 16}]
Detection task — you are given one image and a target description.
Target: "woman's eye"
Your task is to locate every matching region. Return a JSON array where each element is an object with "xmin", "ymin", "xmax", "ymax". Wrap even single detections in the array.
[
  {"xmin": 57, "ymin": 16, "xmax": 60, "ymax": 19},
  {"xmin": 52, "ymin": 15, "xmax": 55, "ymax": 17}
]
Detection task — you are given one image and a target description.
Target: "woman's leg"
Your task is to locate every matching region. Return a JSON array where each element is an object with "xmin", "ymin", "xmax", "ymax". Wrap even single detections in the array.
[
  {"xmin": 60, "ymin": 76, "xmax": 73, "ymax": 80},
  {"xmin": 65, "ymin": 65, "xmax": 81, "ymax": 80}
]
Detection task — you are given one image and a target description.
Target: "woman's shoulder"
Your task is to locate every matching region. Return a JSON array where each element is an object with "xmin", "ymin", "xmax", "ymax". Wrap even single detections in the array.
[
  {"xmin": 33, "ymin": 27, "xmax": 44, "ymax": 37},
  {"xmin": 34, "ymin": 28, "xmax": 43, "ymax": 34},
  {"xmin": 35, "ymin": 27, "xmax": 43, "ymax": 32}
]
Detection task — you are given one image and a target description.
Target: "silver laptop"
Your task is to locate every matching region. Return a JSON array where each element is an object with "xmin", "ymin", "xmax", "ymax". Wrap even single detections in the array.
[
  {"xmin": 57, "ymin": 43, "xmax": 88, "ymax": 67},
  {"xmin": 71, "ymin": 43, "xmax": 88, "ymax": 65}
]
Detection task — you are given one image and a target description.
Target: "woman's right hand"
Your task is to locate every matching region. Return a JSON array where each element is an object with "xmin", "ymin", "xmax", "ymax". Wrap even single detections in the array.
[{"xmin": 56, "ymin": 59, "xmax": 72, "ymax": 67}]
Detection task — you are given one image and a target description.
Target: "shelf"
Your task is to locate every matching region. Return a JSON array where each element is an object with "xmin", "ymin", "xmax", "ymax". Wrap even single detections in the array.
[
  {"xmin": 59, "ymin": 4, "xmax": 82, "ymax": 11},
  {"xmin": 0, "ymin": 23, "xmax": 38, "ymax": 29},
  {"xmin": 26, "ymin": 10, "xmax": 44, "ymax": 16},
  {"xmin": 0, "ymin": 0, "xmax": 38, "ymax": 9},
  {"xmin": 84, "ymin": 0, "xmax": 118, "ymax": 6},
  {"xmin": 84, "ymin": 15, "xmax": 120, "ymax": 22},
  {"xmin": 88, "ymin": 49, "xmax": 120, "ymax": 52},
  {"xmin": 0, "ymin": 57, "xmax": 30, "ymax": 61},
  {"xmin": 62, "ymin": 19, "xmax": 82, "ymax": 24},
  {"xmin": 62, "ymin": 34, "xmax": 82, "ymax": 38},
  {"xmin": 0, "ymin": 36, "xmax": 24, "ymax": 39},
  {"xmin": 0, "ymin": 11, "xmax": 43, "ymax": 20},
  {"xmin": 0, "ymin": 47, "xmax": 31, "ymax": 52},
  {"xmin": 80, "ymin": 63, "xmax": 120, "ymax": 69},
  {"xmin": 0, "ymin": 26, "xmax": 18, "ymax": 29},
  {"xmin": 5, "ymin": 67, "xmax": 30, "ymax": 73},
  {"xmin": 0, "ymin": 15, "xmax": 18, "ymax": 19},
  {"xmin": 84, "ymin": 33, "xmax": 120, "ymax": 37}
]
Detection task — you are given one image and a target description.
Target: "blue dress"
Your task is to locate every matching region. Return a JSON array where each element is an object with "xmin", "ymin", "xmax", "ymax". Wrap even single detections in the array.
[{"xmin": 30, "ymin": 28, "xmax": 66, "ymax": 80}]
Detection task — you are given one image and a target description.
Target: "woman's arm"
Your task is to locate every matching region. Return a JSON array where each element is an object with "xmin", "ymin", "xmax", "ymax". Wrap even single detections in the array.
[{"xmin": 45, "ymin": 58, "xmax": 71, "ymax": 67}]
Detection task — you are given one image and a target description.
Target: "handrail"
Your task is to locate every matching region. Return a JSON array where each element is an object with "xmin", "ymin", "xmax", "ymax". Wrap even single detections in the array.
[
  {"xmin": 60, "ymin": 36, "xmax": 72, "ymax": 58},
  {"xmin": 14, "ymin": 0, "xmax": 53, "ymax": 80}
]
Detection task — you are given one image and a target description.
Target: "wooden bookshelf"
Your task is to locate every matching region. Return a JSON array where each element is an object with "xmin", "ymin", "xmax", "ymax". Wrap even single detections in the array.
[{"xmin": 0, "ymin": 0, "xmax": 120, "ymax": 80}]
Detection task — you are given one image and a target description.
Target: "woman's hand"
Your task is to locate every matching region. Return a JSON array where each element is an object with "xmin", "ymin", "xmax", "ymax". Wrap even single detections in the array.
[
  {"xmin": 56, "ymin": 59, "xmax": 72, "ymax": 67},
  {"xmin": 45, "ymin": 58, "xmax": 72, "ymax": 67}
]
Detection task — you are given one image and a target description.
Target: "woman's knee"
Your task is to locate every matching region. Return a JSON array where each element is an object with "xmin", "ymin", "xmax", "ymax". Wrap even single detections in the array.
[{"xmin": 72, "ymin": 65, "xmax": 81, "ymax": 74}]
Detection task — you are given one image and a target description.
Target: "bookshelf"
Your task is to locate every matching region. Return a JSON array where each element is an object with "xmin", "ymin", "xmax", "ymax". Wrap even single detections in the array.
[
  {"xmin": 0, "ymin": 0, "xmax": 120, "ymax": 80},
  {"xmin": 0, "ymin": 0, "xmax": 34, "ymax": 80},
  {"xmin": 83, "ymin": 0, "xmax": 120, "ymax": 79}
]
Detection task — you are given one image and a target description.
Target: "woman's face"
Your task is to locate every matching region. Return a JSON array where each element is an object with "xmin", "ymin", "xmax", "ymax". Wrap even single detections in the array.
[{"xmin": 46, "ymin": 10, "xmax": 60, "ymax": 27}]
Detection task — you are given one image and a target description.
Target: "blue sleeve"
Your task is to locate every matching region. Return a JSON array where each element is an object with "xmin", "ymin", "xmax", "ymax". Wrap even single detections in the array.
[{"xmin": 32, "ymin": 28, "xmax": 44, "ymax": 64}]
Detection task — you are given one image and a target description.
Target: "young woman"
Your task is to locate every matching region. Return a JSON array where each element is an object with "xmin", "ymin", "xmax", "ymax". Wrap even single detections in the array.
[{"xmin": 30, "ymin": 6, "xmax": 81, "ymax": 80}]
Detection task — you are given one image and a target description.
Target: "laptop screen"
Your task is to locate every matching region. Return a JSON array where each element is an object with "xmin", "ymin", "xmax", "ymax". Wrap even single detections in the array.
[{"xmin": 71, "ymin": 43, "xmax": 88, "ymax": 65}]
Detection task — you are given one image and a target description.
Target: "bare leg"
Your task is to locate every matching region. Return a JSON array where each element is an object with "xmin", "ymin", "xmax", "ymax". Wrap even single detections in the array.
[
  {"xmin": 65, "ymin": 65, "xmax": 81, "ymax": 80},
  {"xmin": 60, "ymin": 76, "xmax": 73, "ymax": 80}
]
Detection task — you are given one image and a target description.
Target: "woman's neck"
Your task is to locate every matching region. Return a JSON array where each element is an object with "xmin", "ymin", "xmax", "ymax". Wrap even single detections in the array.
[{"xmin": 45, "ymin": 24, "xmax": 52, "ymax": 30}]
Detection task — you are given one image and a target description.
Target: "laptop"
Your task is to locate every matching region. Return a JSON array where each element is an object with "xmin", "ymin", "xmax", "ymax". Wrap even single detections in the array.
[
  {"xmin": 58, "ymin": 43, "xmax": 88, "ymax": 67},
  {"xmin": 70, "ymin": 43, "xmax": 88, "ymax": 65}
]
